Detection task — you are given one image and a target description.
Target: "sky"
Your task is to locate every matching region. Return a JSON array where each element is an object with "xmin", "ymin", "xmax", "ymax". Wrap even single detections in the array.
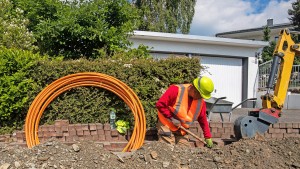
[{"xmin": 189, "ymin": 0, "xmax": 294, "ymax": 36}]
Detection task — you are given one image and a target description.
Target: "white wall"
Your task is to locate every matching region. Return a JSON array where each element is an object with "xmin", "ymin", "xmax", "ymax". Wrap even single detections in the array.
[
  {"xmin": 248, "ymin": 56, "xmax": 259, "ymax": 99},
  {"xmin": 132, "ymin": 38, "xmax": 262, "ymax": 58},
  {"xmin": 199, "ymin": 56, "xmax": 242, "ymax": 106}
]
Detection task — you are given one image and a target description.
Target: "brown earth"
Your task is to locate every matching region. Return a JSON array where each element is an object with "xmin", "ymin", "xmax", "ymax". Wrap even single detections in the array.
[{"xmin": 0, "ymin": 138, "xmax": 300, "ymax": 169}]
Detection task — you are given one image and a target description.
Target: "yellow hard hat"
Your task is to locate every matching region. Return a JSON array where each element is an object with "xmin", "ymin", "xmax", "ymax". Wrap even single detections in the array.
[{"xmin": 193, "ymin": 76, "xmax": 214, "ymax": 99}]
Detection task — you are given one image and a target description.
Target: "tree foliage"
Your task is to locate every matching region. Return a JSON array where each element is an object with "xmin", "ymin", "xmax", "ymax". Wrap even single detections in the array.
[
  {"xmin": 261, "ymin": 25, "xmax": 300, "ymax": 65},
  {"xmin": 288, "ymin": 0, "xmax": 300, "ymax": 65},
  {"xmin": 0, "ymin": 0, "xmax": 37, "ymax": 50},
  {"xmin": 263, "ymin": 25, "xmax": 271, "ymax": 42},
  {"xmin": 14, "ymin": 0, "xmax": 140, "ymax": 59},
  {"xmin": 133, "ymin": 0, "xmax": 196, "ymax": 34},
  {"xmin": 12, "ymin": 0, "xmax": 62, "ymax": 31},
  {"xmin": 261, "ymin": 26, "xmax": 276, "ymax": 63},
  {"xmin": 288, "ymin": 0, "xmax": 300, "ymax": 32}
]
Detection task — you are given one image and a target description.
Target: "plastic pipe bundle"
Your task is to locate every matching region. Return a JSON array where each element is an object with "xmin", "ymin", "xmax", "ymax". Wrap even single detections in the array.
[{"xmin": 25, "ymin": 72, "xmax": 146, "ymax": 152}]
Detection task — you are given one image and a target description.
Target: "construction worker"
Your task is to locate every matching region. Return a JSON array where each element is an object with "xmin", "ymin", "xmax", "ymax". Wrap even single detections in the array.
[{"xmin": 156, "ymin": 76, "xmax": 214, "ymax": 148}]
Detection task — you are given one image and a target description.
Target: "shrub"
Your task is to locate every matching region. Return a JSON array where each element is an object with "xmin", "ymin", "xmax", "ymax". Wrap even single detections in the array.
[
  {"xmin": 0, "ymin": 0, "xmax": 37, "ymax": 51},
  {"xmin": 0, "ymin": 52, "xmax": 202, "ymax": 132},
  {"xmin": 0, "ymin": 47, "xmax": 46, "ymax": 128}
]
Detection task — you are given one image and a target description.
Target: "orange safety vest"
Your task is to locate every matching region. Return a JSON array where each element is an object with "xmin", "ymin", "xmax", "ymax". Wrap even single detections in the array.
[{"xmin": 158, "ymin": 84, "xmax": 204, "ymax": 135}]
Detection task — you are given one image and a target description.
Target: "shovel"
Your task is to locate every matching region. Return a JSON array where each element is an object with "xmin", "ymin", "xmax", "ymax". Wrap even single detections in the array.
[{"xmin": 178, "ymin": 125, "xmax": 207, "ymax": 145}]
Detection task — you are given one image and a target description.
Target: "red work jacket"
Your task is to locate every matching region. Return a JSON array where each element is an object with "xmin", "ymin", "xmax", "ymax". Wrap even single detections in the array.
[{"xmin": 156, "ymin": 84, "xmax": 212, "ymax": 138}]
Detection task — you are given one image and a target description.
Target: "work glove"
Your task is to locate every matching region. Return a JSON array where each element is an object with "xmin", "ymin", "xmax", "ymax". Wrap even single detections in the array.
[{"xmin": 205, "ymin": 138, "xmax": 214, "ymax": 148}]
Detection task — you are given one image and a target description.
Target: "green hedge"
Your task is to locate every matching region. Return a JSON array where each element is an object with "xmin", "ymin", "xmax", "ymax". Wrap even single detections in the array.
[
  {"xmin": 0, "ymin": 47, "xmax": 47, "ymax": 132},
  {"xmin": 0, "ymin": 51, "xmax": 202, "ymax": 133},
  {"xmin": 27, "ymin": 57, "xmax": 202, "ymax": 128}
]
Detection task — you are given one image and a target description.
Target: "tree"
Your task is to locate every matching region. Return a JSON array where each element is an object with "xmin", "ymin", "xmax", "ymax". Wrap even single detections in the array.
[
  {"xmin": 288, "ymin": 0, "xmax": 300, "ymax": 65},
  {"xmin": 0, "ymin": 0, "xmax": 37, "ymax": 51},
  {"xmin": 261, "ymin": 26, "xmax": 276, "ymax": 63},
  {"xmin": 133, "ymin": 0, "xmax": 196, "ymax": 34},
  {"xmin": 14, "ymin": 0, "xmax": 140, "ymax": 59},
  {"xmin": 288, "ymin": 0, "xmax": 300, "ymax": 32},
  {"xmin": 12, "ymin": 0, "xmax": 62, "ymax": 32},
  {"xmin": 263, "ymin": 25, "xmax": 271, "ymax": 41}
]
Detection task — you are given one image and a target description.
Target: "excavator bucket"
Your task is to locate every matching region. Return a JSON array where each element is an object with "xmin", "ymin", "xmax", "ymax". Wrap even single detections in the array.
[
  {"xmin": 234, "ymin": 28, "xmax": 299, "ymax": 140},
  {"xmin": 234, "ymin": 116, "xmax": 269, "ymax": 139},
  {"xmin": 234, "ymin": 109, "xmax": 280, "ymax": 139}
]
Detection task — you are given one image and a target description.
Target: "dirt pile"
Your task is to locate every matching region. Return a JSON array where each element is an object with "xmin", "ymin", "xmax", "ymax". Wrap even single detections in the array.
[{"xmin": 0, "ymin": 138, "xmax": 299, "ymax": 169}]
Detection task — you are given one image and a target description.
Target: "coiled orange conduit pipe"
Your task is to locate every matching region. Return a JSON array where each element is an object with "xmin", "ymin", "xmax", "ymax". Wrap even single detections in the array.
[{"xmin": 25, "ymin": 72, "xmax": 146, "ymax": 152}]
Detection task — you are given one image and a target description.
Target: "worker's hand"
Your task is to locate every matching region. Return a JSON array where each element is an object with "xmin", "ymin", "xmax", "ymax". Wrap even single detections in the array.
[{"xmin": 205, "ymin": 138, "xmax": 213, "ymax": 148}]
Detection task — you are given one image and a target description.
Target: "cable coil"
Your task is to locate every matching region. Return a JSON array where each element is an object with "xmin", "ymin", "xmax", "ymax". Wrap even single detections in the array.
[{"xmin": 25, "ymin": 72, "xmax": 146, "ymax": 152}]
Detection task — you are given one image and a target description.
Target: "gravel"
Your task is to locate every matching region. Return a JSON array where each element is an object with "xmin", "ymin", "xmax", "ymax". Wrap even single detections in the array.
[{"xmin": 0, "ymin": 137, "xmax": 299, "ymax": 169}]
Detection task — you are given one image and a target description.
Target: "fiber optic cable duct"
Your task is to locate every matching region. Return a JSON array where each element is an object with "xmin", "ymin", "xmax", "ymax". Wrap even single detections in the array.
[{"xmin": 25, "ymin": 72, "xmax": 146, "ymax": 152}]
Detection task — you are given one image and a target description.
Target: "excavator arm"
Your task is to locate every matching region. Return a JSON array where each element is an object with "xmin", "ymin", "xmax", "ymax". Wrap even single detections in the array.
[
  {"xmin": 263, "ymin": 29, "xmax": 300, "ymax": 110},
  {"xmin": 234, "ymin": 29, "xmax": 300, "ymax": 139}
]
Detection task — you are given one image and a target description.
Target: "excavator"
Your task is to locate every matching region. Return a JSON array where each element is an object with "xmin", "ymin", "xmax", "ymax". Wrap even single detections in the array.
[{"xmin": 234, "ymin": 28, "xmax": 300, "ymax": 139}]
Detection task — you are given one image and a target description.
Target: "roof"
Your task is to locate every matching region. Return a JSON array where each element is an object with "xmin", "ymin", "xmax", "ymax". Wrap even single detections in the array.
[
  {"xmin": 132, "ymin": 30, "xmax": 268, "ymax": 48},
  {"xmin": 215, "ymin": 22, "xmax": 294, "ymax": 37}
]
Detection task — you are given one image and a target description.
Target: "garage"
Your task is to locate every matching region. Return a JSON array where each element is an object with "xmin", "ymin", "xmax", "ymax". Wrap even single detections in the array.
[
  {"xmin": 200, "ymin": 56, "xmax": 242, "ymax": 106},
  {"xmin": 129, "ymin": 30, "xmax": 268, "ymax": 107}
]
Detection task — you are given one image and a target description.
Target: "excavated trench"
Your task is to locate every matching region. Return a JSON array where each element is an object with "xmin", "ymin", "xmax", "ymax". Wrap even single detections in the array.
[{"xmin": 0, "ymin": 137, "xmax": 299, "ymax": 169}]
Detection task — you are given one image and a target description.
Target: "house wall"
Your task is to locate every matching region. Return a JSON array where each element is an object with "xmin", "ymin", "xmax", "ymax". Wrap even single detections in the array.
[
  {"xmin": 218, "ymin": 29, "xmax": 284, "ymax": 41},
  {"xmin": 198, "ymin": 56, "xmax": 242, "ymax": 106},
  {"xmin": 248, "ymin": 57, "xmax": 260, "ymax": 107},
  {"xmin": 131, "ymin": 38, "xmax": 261, "ymax": 58},
  {"xmin": 215, "ymin": 23, "xmax": 294, "ymax": 41}
]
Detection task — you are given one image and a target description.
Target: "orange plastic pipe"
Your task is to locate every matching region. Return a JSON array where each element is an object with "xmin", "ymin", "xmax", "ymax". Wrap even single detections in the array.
[{"xmin": 25, "ymin": 72, "xmax": 146, "ymax": 152}]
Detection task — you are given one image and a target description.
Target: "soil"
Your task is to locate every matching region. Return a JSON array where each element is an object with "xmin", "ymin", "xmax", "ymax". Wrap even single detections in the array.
[{"xmin": 0, "ymin": 138, "xmax": 300, "ymax": 169}]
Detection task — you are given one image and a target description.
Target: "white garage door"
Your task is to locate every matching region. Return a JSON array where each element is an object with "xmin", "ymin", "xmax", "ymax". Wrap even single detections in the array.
[{"xmin": 200, "ymin": 56, "xmax": 242, "ymax": 107}]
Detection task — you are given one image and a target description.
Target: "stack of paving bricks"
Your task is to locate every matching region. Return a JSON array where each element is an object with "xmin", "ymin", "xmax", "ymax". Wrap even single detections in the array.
[
  {"xmin": 1, "ymin": 120, "xmax": 300, "ymax": 150},
  {"xmin": 181, "ymin": 121, "xmax": 300, "ymax": 145},
  {"xmin": 187, "ymin": 122, "xmax": 205, "ymax": 147},
  {"xmin": 2, "ymin": 120, "xmax": 130, "ymax": 150},
  {"xmin": 188, "ymin": 122, "xmax": 204, "ymax": 138},
  {"xmin": 40, "ymin": 120, "xmax": 129, "ymax": 150},
  {"xmin": 1, "ymin": 120, "xmax": 158, "ymax": 150},
  {"xmin": 209, "ymin": 122, "xmax": 234, "ymax": 139},
  {"xmin": 0, "ymin": 134, "xmax": 16, "ymax": 143},
  {"xmin": 265, "ymin": 122, "xmax": 300, "ymax": 139},
  {"xmin": 43, "ymin": 120, "xmax": 128, "ymax": 142}
]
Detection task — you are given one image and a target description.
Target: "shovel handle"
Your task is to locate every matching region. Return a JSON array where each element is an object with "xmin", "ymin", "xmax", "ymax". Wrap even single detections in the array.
[{"xmin": 178, "ymin": 126, "xmax": 207, "ymax": 145}]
